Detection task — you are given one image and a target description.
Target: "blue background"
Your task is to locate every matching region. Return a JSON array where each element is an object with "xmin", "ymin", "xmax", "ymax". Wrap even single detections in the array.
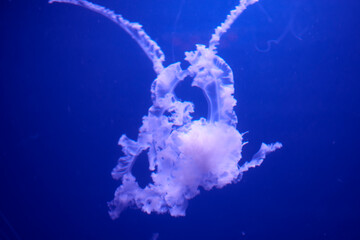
[{"xmin": 1, "ymin": 0, "xmax": 360, "ymax": 239}]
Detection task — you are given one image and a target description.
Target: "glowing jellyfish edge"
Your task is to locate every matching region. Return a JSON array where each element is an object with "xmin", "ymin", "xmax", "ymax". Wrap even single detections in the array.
[{"xmin": 50, "ymin": 0, "xmax": 282, "ymax": 218}]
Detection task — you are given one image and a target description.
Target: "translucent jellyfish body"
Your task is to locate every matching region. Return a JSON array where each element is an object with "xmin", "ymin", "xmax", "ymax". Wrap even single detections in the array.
[{"xmin": 50, "ymin": 0, "xmax": 282, "ymax": 218}]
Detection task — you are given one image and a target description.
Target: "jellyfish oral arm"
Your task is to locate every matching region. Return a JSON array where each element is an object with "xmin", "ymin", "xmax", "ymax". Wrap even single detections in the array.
[
  {"xmin": 209, "ymin": 0, "xmax": 259, "ymax": 51},
  {"xmin": 50, "ymin": 0, "xmax": 282, "ymax": 218},
  {"xmin": 49, "ymin": 0, "xmax": 165, "ymax": 74},
  {"xmin": 239, "ymin": 142, "xmax": 283, "ymax": 173}
]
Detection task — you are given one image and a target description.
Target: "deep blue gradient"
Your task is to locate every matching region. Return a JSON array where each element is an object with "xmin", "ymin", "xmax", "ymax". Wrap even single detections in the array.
[{"xmin": 1, "ymin": 0, "xmax": 360, "ymax": 239}]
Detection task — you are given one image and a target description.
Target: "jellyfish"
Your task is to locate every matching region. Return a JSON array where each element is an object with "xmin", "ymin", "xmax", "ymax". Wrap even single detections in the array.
[{"xmin": 50, "ymin": 0, "xmax": 282, "ymax": 218}]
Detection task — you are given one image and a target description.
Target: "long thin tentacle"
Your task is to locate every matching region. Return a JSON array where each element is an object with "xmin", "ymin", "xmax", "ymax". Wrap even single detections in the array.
[
  {"xmin": 50, "ymin": 0, "xmax": 165, "ymax": 74},
  {"xmin": 209, "ymin": 0, "xmax": 259, "ymax": 51}
]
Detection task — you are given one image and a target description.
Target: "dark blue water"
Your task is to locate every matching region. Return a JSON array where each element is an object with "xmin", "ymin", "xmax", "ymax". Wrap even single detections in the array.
[{"xmin": 1, "ymin": 0, "xmax": 359, "ymax": 239}]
